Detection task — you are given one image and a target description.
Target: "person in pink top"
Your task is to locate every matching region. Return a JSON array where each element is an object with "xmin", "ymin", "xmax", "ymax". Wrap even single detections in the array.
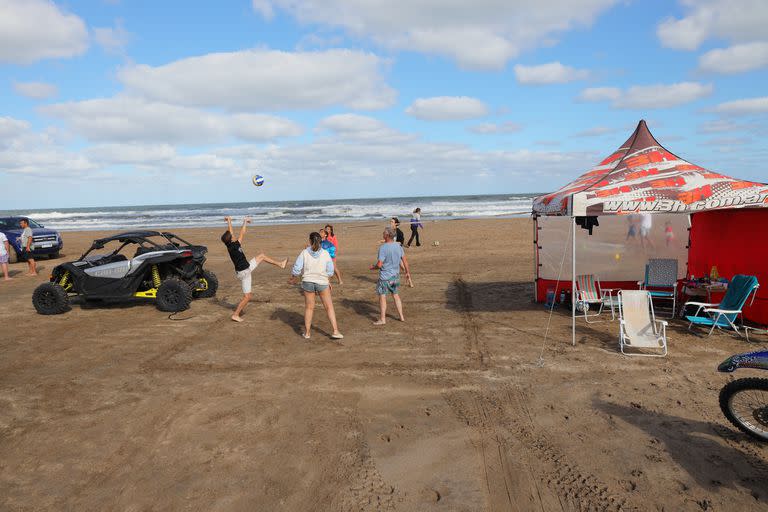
[{"xmin": 324, "ymin": 224, "xmax": 343, "ymax": 285}]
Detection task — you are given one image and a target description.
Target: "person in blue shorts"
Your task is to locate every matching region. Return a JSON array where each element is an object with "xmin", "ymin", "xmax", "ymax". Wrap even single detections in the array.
[{"xmin": 370, "ymin": 227, "xmax": 411, "ymax": 325}]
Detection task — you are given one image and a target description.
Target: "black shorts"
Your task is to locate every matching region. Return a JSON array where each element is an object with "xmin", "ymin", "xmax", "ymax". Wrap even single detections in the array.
[{"xmin": 21, "ymin": 249, "xmax": 34, "ymax": 261}]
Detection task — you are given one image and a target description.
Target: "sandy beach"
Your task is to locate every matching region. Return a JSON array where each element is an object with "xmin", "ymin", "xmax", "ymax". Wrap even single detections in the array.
[{"xmin": 0, "ymin": 218, "xmax": 766, "ymax": 511}]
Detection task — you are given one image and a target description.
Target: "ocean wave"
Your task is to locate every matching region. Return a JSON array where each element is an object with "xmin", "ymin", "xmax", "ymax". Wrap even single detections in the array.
[{"xmin": 14, "ymin": 195, "xmax": 534, "ymax": 231}]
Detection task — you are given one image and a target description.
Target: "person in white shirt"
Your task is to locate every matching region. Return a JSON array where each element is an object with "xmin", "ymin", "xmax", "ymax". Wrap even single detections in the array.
[
  {"xmin": 289, "ymin": 232, "xmax": 343, "ymax": 340},
  {"xmin": 0, "ymin": 231, "xmax": 11, "ymax": 280}
]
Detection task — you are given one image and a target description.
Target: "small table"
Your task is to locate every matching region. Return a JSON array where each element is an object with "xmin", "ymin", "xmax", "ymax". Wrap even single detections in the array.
[{"xmin": 680, "ymin": 280, "xmax": 728, "ymax": 317}]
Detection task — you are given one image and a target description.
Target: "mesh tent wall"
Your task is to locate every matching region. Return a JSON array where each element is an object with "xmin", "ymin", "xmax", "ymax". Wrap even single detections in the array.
[{"xmin": 532, "ymin": 120, "xmax": 768, "ymax": 344}]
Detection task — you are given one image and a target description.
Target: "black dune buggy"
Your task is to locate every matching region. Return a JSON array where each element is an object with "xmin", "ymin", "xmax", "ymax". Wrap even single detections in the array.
[{"xmin": 32, "ymin": 231, "xmax": 218, "ymax": 315}]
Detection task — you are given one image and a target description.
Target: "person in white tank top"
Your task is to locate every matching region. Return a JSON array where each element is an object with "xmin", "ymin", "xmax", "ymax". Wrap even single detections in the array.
[{"xmin": 289, "ymin": 232, "xmax": 343, "ymax": 340}]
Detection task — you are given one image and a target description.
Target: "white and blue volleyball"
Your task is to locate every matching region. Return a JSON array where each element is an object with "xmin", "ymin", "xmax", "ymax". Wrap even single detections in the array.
[{"xmin": 252, "ymin": 175, "xmax": 265, "ymax": 187}]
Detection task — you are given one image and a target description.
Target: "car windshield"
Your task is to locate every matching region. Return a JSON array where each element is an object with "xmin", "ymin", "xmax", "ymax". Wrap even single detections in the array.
[{"xmin": 0, "ymin": 218, "xmax": 43, "ymax": 229}]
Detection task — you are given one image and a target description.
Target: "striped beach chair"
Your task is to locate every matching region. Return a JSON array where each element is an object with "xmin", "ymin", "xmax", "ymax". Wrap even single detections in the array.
[{"xmin": 575, "ymin": 274, "xmax": 618, "ymax": 323}]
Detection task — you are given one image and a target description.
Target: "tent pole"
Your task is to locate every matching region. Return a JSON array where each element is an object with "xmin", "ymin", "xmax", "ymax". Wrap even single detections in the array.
[{"xmin": 572, "ymin": 216, "xmax": 576, "ymax": 347}]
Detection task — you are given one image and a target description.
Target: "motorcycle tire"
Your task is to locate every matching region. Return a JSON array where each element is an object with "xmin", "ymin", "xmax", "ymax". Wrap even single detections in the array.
[{"xmin": 719, "ymin": 377, "xmax": 768, "ymax": 442}]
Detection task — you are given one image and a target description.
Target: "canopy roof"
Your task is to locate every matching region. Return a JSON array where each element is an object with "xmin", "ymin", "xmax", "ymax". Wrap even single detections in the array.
[{"xmin": 533, "ymin": 120, "xmax": 768, "ymax": 217}]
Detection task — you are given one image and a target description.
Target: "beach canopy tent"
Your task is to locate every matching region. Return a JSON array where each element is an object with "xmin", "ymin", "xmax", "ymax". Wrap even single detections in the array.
[{"xmin": 531, "ymin": 120, "xmax": 768, "ymax": 344}]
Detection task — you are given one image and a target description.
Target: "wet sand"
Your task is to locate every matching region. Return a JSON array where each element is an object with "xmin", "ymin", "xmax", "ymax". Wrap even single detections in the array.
[{"xmin": 0, "ymin": 218, "xmax": 766, "ymax": 511}]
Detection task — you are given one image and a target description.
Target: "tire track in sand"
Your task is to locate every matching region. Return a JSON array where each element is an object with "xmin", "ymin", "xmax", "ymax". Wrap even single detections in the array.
[
  {"xmin": 453, "ymin": 276, "xmax": 490, "ymax": 369},
  {"xmin": 444, "ymin": 385, "xmax": 633, "ymax": 511}
]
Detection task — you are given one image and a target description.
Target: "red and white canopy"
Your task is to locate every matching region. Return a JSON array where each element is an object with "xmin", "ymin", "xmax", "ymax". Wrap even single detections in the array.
[{"xmin": 533, "ymin": 120, "xmax": 768, "ymax": 217}]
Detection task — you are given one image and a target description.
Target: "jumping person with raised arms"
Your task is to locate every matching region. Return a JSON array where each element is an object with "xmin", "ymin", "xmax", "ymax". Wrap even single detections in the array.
[{"xmin": 222, "ymin": 216, "xmax": 287, "ymax": 323}]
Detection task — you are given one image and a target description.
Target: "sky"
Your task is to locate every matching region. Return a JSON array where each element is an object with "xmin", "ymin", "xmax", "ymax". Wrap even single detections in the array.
[{"xmin": 0, "ymin": 0, "xmax": 767, "ymax": 209}]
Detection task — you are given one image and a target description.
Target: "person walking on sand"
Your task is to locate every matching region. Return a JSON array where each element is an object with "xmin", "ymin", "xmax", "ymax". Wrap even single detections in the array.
[
  {"xmin": 19, "ymin": 219, "xmax": 37, "ymax": 276},
  {"xmin": 406, "ymin": 208, "xmax": 423, "ymax": 247},
  {"xmin": 289, "ymin": 232, "xmax": 343, "ymax": 340},
  {"xmin": 0, "ymin": 231, "xmax": 12, "ymax": 280},
  {"xmin": 324, "ymin": 224, "xmax": 343, "ymax": 284},
  {"xmin": 222, "ymin": 216, "xmax": 287, "ymax": 323},
  {"xmin": 371, "ymin": 226, "xmax": 411, "ymax": 325}
]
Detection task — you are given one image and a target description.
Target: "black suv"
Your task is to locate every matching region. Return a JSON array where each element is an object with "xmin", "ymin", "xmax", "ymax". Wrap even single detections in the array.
[{"xmin": 32, "ymin": 231, "xmax": 218, "ymax": 314}]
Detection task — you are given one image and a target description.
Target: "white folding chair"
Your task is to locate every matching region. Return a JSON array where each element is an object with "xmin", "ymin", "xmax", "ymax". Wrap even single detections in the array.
[{"xmin": 618, "ymin": 290, "xmax": 668, "ymax": 357}]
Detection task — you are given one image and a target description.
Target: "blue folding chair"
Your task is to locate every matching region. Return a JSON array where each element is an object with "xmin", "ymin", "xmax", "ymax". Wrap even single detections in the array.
[
  {"xmin": 684, "ymin": 274, "xmax": 759, "ymax": 337},
  {"xmin": 638, "ymin": 259, "xmax": 678, "ymax": 317}
]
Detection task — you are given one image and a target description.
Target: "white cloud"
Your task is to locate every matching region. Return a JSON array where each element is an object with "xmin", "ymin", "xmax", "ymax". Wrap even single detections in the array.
[
  {"xmin": 578, "ymin": 87, "xmax": 620, "ymax": 102},
  {"xmin": 405, "ymin": 96, "xmax": 488, "ymax": 121},
  {"xmin": 712, "ymin": 96, "xmax": 768, "ymax": 116},
  {"xmin": 574, "ymin": 126, "xmax": 618, "ymax": 137},
  {"xmin": 699, "ymin": 42, "xmax": 768, "ymax": 74},
  {"xmin": 13, "ymin": 81, "xmax": 58, "ymax": 100},
  {"xmin": 657, "ymin": 0, "xmax": 768, "ymax": 50},
  {"xmin": 40, "ymin": 97, "xmax": 303, "ymax": 144},
  {"xmin": 514, "ymin": 62, "xmax": 589, "ymax": 85},
  {"xmin": 468, "ymin": 122, "xmax": 521, "ymax": 134},
  {"xmin": 251, "ymin": 0, "xmax": 274, "ymax": 20},
  {"xmin": 116, "ymin": 49, "xmax": 396, "ymax": 111},
  {"xmin": 253, "ymin": 0, "xmax": 619, "ymax": 70},
  {"xmin": 617, "ymin": 82, "xmax": 713, "ymax": 109},
  {"xmin": 0, "ymin": 0, "xmax": 88, "ymax": 63},
  {"xmin": 579, "ymin": 82, "xmax": 712, "ymax": 109},
  {"xmin": 85, "ymin": 143, "xmax": 176, "ymax": 164},
  {"xmin": 0, "ymin": 116, "xmax": 31, "ymax": 139},
  {"xmin": 698, "ymin": 119, "xmax": 756, "ymax": 133},
  {"xmin": 93, "ymin": 19, "xmax": 130, "ymax": 54}
]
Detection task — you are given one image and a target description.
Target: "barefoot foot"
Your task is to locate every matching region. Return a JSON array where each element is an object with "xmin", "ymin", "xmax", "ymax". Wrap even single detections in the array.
[
  {"xmin": 373, "ymin": 319, "xmax": 386, "ymax": 326},
  {"xmin": 231, "ymin": 315, "xmax": 244, "ymax": 323},
  {"xmin": 280, "ymin": 258, "xmax": 288, "ymax": 269}
]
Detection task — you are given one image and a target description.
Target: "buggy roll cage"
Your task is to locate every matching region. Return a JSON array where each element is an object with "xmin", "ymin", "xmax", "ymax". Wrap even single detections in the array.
[{"xmin": 77, "ymin": 231, "xmax": 193, "ymax": 261}]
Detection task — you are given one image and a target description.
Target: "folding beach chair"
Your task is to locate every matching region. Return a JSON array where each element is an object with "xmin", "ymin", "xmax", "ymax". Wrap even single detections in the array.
[
  {"xmin": 618, "ymin": 290, "xmax": 668, "ymax": 357},
  {"xmin": 638, "ymin": 258, "xmax": 678, "ymax": 317},
  {"xmin": 575, "ymin": 274, "xmax": 618, "ymax": 323},
  {"xmin": 684, "ymin": 274, "xmax": 759, "ymax": 337}
]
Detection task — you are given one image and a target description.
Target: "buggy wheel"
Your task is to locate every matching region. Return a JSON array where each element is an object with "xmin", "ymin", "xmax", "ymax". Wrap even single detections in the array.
[
  {"xmin": 719, "ymin": 377, "xmax": 768, "ymax": 442},
  {"xmin": 156, "ymin": 278, "xmax": 193, "ymax": 312},
  {"xmin": 32, "ymin": 283, "xmax": 70, "ymax": 315},
  {"xmin": 193, "ymin": 269, "xmax": 218, "ymax": 298}
]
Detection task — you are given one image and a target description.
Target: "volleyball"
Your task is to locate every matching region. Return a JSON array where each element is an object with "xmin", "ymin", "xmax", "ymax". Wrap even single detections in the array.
[{"xmin": 252, "ymin": 175, "xmax": 265, "ymax": 187}]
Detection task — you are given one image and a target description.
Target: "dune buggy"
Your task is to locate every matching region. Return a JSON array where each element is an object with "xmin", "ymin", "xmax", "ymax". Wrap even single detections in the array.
[{"xmin": 32, "ymin": 231, "xmax": 218, "ymax": 315}]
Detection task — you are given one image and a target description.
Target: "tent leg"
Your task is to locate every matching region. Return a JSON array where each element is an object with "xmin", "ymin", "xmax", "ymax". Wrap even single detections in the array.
[{"xmin": 572, "ymin": 217, "xmax": 576, "ymax": 347}]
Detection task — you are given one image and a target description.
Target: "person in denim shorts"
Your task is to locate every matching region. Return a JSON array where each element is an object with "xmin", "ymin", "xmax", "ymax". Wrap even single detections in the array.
[
  {"xmin": 0, "ymin": 232, "xmax": 11, "ymax": 281},
  {"xmin": 289, "ymin": 232, "xmax": 343, "ymax": 340},
  {"xmin": 371, "ymin": 227, "xmax": 411, "ymax": 325}
]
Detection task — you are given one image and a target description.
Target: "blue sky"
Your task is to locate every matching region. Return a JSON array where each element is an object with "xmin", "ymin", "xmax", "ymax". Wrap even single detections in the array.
[{"xmin": 1, "ymin": 0, "xmax": 766, "ymax": 209}]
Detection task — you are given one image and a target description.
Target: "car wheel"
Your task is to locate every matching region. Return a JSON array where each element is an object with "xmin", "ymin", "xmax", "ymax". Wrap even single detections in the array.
[
  {"xmin": 8, "ymin": 249, "xmax": 18, "ymax": 264},
  {"xmin": 156, "ymin": 278, "xmax": 193, "ymax": 312},
  {"xmin": 32, "ymin": 283, "xmax": 71, "ymax": 315},
  {"xmin": 194, "ymin": 269, "xmax": 218, "ymax": 298},
  {"xmin": 49, "ymin": 251, "xmax": 60, "ymax": 259}
]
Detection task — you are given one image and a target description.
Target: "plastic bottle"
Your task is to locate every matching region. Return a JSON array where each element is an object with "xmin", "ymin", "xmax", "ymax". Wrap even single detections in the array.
[
  {"xmin": 710, "ymin": 265, "xmax": 719, "ymax": 281},
  {"xmin": 560, "ymin": 290, "xmax": 566, "ymax": 303}
]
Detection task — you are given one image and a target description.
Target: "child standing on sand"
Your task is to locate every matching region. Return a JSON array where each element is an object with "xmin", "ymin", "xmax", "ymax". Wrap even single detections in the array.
[
  {"xmin": 324, "ymin": 224, "xmax": 343, "ymax": 285},
  {"xmin": 289, "ymin": 232, "xmax": 343, "ymax": 340},
  {"xmin": 0, "ymin": 231, "xmax": 11, "ymax": 280},
  {"xmin": 407, "ymin": 208, "xmax": 422, "ymax": 247},
  {"xmin": 222, "ymin": 216, "xmax": 287, "ymax": 323}
]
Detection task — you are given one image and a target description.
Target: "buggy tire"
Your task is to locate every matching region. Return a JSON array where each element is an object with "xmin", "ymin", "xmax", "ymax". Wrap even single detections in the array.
[
  {"xmin": 32, "ymin": 283, "xmax": 70, "ymax": 315},
  {"xmin": 9, "ymin": 249, "xmax": 18, "ymax": 264},
  {"xmin": 194, "ymin": 269, "xmax": 218, "ymax": 298},
  {"xmin": 719, "ymin": 377, "xmax": 768, "ymax": 442},
  {"xmin": 156, "ymin": 278, "xmax": 193, "ymax": 312}
]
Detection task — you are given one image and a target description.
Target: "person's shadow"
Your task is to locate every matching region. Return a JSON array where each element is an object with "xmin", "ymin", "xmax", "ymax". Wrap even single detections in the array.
[
  {"xmin": 593, "ymin": 398, "xmax": 767, "ymax": 503},
  {"xmin": 340, "ymin": 298, "xmax": 377, "ymax": 320},
  {"xmin": 269, "ymin": 307, "xmax": 332, "ymax": 338}
]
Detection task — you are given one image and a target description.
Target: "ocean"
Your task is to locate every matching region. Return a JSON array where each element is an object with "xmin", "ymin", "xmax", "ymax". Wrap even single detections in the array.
[{"xmin": 1, "ymin": 194, "xmax": 536, "ymax": 231}]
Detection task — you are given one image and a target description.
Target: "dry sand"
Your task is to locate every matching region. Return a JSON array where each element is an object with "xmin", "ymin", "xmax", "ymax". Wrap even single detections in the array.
[{"xmin": 0, "ymin": 218, "xmax": 766, "ymax": 511}]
